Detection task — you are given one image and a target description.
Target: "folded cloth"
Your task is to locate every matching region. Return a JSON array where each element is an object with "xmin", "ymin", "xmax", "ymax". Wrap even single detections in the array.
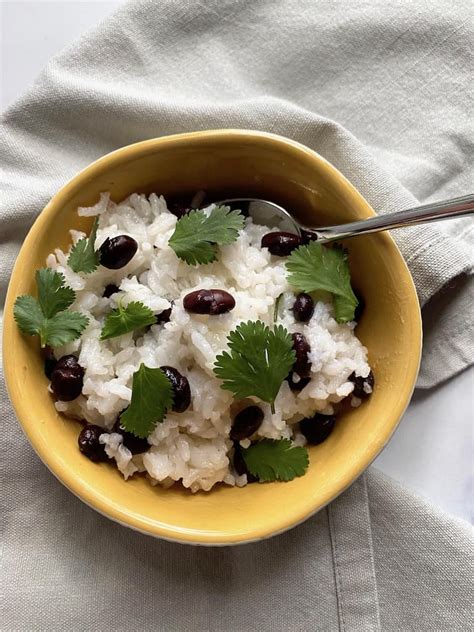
[
  {"xmin": 1, "ymin": 1, "xmax": 472, "ymax": 630},
  {"xmin": 1, "ymin": 0, "xmax": 472, "ymax": 388}
]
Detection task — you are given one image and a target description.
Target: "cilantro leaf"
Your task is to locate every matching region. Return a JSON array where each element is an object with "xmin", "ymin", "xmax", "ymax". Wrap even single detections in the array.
[
  {"xmin": 13, "ymin": 295, "xmax": 44, "ymax": 336},
  {"xmin": 214, "ymin": 320, "xmax": 296, "ymax": 410},
  {"xmin": 100, "ymin": 301, "xmax": 156, "ymax": 340},
  {"xmin": 169, "ymin": 205, "xmax": 245, "ymax": 265},
  {"xmin": 286, "ymin": 242, "xmax": 358, "ymax": 323},
  {"xmin": 120, "ymin": 364, "xmax": 174, "ymax": 438},
  {"xmin": 42, "ymin": 311, "xmax": 89, "ymax": 347},
  {"xmin": 36, "ymin": 268, "xmax": 75, "ymax": 317},
  {"xmin": 242, "ymin": 439, "xmax": 309, "ymax": 482},
  {"xmin": 68, "ymin": 217, "xmax": 100, "ymax": 274},
  {"xmin": 332, "ymin": 294, "xmax": 357, "ymax": 324},
  {"xmin": 14, "ymin": 271, "xmax": 88, "ymax": 347}
]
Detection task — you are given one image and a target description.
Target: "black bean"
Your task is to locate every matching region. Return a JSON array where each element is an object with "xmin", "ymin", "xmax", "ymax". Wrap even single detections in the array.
[
  {"xmin": 183, "ymin": 289, "xmax": 235, "ymax": 315},
  {"xmin": 160, "ymin": 366, "xmax": 191, "ymax": 412},
  {"xmin": 78, "ymin": 425, "xmax": 109, "ymax": 462},
  {"xmin": 301, "ymin": 229, "xmax": 318, "ymax": 244},
  {"xmin": 349, "ymin": 370, "xmax": 374, "ymax": 399},
  {"xmin": 230, "ymin": 406, "xmax": 264, "ymax": 441},
  {"xmin": 354, "ymin": 290, "xmax": 365, "ymax": 322},
  {"xmin": 112, "ymin": 419, "xmax": 149, "ymax": 454},
  {"xmin": 42, "ymin": 346, "xmax": 57, "ymax": 379},
  {"xmin": 292, "ymin": 293, "xmax": 314, "ymax": 323},
  {"xmin": 300, "ymin": 414, "xmax": 336, "ymax": 445},
  {"xmin": 53, "ymin": 355, "xmax": 81, "ymax": 372},
  {"xmin": 286, "ymin": 372, "xmax": 311, "ymax": 392},
  {"xmin": 155, "ymin": 306, "xmax": 172, "ymax": 324},
  {"xmin": 103, "ymin": 284, "xmax": 119, "ymax": 298},
  {"xmin": 50, "ymin": 355, "xmax": 84, "ymax": 401},
  {"xmin": 168, "ymin": 199, "xmax": 191, "ymax": 218},
  {"xmin": 261, "ymin": 231, "xmax": 303, "ymax": 256},
  {"xmin": 233, "ymin": 443, "xmax": 258, "ymax": 482},
  {"xmin": 99, "ymin": 235, "xmax": 138, "ymax": 269},
  {"xmin": 291, "ymin": 332, "xmax": 312, "ymax": 377}
]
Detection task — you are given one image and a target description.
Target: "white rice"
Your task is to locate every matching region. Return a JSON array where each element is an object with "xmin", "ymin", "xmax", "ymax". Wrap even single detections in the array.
[{"xmin": 48, "ymin": 193, "xmax": 371, "ymax": 492}]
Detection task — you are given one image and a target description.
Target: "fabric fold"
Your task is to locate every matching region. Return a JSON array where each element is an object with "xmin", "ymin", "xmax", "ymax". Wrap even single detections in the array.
[
  {"xmin": 1, "ymin": 1, "xmax": 472, "ymax": 630},
  {"xmin": 1, "ymin": 1, "xmax": 472, "ymax": 386},
  {"xmin": 328, "ymin": 475, "xmax": 381, "ymax": 631}
]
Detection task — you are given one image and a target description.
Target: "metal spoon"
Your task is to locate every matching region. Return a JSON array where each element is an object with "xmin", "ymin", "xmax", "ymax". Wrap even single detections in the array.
[{"xmin": 217, "ymin": 194, "xmax": 474, "ymax": 243}]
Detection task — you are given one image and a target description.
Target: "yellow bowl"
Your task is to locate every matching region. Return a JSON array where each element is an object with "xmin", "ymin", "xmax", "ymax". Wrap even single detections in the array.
[{"xmin": 3, "ymin": 130, "xmax": 422, "ymax": 545}]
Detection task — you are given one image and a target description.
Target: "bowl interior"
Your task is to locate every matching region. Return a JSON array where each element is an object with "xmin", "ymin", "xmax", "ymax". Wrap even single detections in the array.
[{"xmin": 3, "ymin": 131, "xmax": 421, "ymax": 544}]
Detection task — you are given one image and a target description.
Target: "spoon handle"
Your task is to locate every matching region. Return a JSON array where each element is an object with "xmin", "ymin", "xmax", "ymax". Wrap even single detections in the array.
[{"xmin": 313, "ymin": 194, "xmax": 474, "ymax": 242}]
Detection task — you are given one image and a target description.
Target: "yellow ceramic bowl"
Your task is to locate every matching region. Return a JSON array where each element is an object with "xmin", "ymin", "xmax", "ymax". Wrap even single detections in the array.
[{"xmin": 3, "ymin": 130, "xmax": 422, "ymax": 545}]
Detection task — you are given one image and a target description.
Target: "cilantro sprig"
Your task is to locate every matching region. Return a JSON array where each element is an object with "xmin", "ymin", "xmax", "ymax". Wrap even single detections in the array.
[
  {"xmin": 214, "ymin": 320, "xmax": 296, "ymax": 413},
  {"xmin": 14, "ymin": 268, "xmax": 88, "ymax": 347},
  {"xmin": 100, "ymin": 301, "xmax": 156, "ymax": 340},
  {"xmin": 286, "ymin": 242, "xmax": 358, "ymax": 323},
  {"xmin": 120, "ymin": 364, "xmax": 174, "ymax": 438},
  {"xmin": 68, "ymin": 218, "xmax": 100, "ymax": 274},
  {"xmin": 242, "ymin": 439, "xmax": 309, "ymax": 482},
  {"xmin": 169, "ymin": 205, "xmax": 245, "ymax": 265}
]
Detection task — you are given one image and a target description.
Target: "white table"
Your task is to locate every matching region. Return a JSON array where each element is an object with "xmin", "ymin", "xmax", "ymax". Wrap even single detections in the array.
[{"xmin": 2, "ymin": 0, "xmax": 472, "ymax": 523}]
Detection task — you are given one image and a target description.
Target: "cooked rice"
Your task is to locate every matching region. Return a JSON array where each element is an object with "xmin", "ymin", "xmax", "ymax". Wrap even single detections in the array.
[{"xmin": 48, "ymin": 193, "xmax": 370, "ymax": 492}]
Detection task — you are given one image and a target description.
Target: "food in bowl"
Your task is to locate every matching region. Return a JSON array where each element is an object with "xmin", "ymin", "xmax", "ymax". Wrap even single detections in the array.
[{"xmin": 13, "ymin": 191, "xmax": 374, "ymax": 493}]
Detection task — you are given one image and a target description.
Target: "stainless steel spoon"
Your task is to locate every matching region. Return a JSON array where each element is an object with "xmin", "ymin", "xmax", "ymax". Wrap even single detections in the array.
[{"xmin": 217, "ymin": 194, "xmax": 474, "ymax": 243}]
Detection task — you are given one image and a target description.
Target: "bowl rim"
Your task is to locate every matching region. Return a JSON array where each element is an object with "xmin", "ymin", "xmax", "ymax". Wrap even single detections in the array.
[{"xmin": 3, "ymin": 129, "xmax": 422, "ymax": 545}]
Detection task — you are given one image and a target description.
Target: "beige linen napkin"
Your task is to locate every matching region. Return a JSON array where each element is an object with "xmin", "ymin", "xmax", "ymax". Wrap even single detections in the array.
[
  {"xmin": 1, "ymin": 1, "xmax": 472, "ymax": 388},
  {"xmin": 1, "ymin": 1, "xmax": 472, "ymax": 630}
]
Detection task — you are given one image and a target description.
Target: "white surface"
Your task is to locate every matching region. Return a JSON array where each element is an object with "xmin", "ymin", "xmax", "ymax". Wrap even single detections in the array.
[
  {"xmin": 375, "ymin": 367, "xmax": 473, "ymax": 522},
  {"xmin": 1, "ymin": 1, "xmax": 126, "ymax": 110},
  {"xmin": 1, "ymin": 0, "xmax": 472, "ymax": 522}
]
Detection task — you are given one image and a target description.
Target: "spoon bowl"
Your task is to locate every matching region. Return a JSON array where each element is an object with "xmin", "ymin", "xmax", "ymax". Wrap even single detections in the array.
[
  {"xmin": 218, "ymin": 195, "xmax": 474, "ymax": 243},
  {"xmin": 219, "ymin": 198, "xmax": 301, "ymax": 234}
]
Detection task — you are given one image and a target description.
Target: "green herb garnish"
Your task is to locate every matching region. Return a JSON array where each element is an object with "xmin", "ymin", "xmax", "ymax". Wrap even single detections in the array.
[
  {"xmin": 36, "ymin": 267, "xmax": 75, "ymax": 316},
  {"xmin": 168, "ymin": 206, "xmax": 245, "ymax": 265},
  {"xmin": 286, "ymin": 242, "xmax": 358, "ymax": 323},
  {"xmin": 68, "ymin": 218, "xmax": 100, "ymax": 274},
  {"xmin": 273, "ymin": 293, "xmax": 283, "ymax": 323},
  {"xmin": 214, "ymin": 320, "xmax": 296, "ymax": 413},
  {"xmin": 242, "ymin": 439, "xmax": 309, "ymax": 482},
  {"xmin": 100, "ymin": 301, "xmax": 156, "ymax": 340},
  {"xmin": 14, "ymin": 268, "xmax": 88, "ymax": 347},
  {"xmin": 120, "ymin": 364, "xmax": 174, "ymax": 438}
]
